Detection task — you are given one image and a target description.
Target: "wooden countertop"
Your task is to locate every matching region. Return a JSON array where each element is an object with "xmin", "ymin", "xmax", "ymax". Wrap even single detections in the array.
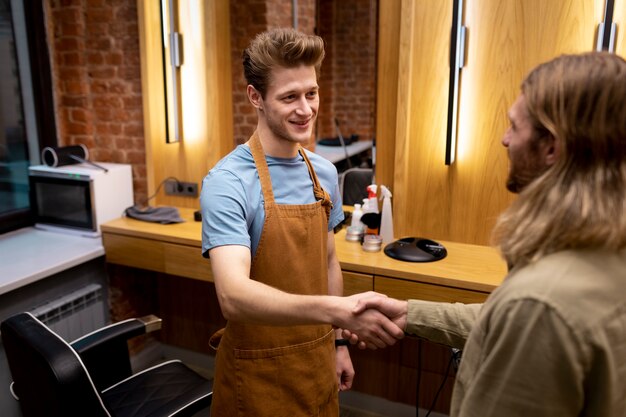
[
  {"xmin": 101, "ymin": 207, "xmax": 203, "ymax": 247},
  {"xmin": 335, "ymin": 227, "xmax": 506, "ymax": 293},
  {"xmin": 101, "ymin": 207, "xmax": 507, "ymax": 294}
]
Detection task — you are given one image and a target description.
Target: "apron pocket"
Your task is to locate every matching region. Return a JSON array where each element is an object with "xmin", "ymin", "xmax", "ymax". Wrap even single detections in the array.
[{"xmin": 233, "ymin": 331, "xmax": 337, "ymax": 417}]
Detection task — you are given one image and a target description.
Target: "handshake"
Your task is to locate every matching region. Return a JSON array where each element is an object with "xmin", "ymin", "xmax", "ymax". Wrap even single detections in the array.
[{"xmin": 335, "ymin": 291, "xmax": 409, "ymax": 350}]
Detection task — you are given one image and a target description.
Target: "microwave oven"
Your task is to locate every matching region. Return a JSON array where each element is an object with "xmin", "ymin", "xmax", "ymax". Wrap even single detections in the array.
[{"xmin": 28, "ymin": 162, "xmax": 133, "ymax": 237}]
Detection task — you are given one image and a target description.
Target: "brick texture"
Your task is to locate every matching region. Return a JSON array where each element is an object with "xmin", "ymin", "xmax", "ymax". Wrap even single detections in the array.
[
  {"xmin": 229, "ymin": 0, "xmax": 377, "ymax": 145},
  {"xmin": 317, "ymin": 0, "xmax": 378, "ymax": 142},
  {"xmin": 45, "ymin": 0, "xmax": 377, "ymax": 201},
  {"xmin": 46, "ymin": 0, "xmax": 146, "ymax": 203}
]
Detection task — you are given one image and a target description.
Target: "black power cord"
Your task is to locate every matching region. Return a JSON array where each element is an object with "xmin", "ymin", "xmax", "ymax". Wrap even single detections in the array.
[
  {"xmin": 416, "ymin": 339, "xmax": 422, "ymax": 417},
  {"xmin": 137, "ymin": 176, "xmax": 181, "ymax": 207},
  {"xmin": 423, "ymin": 351, "xmax": 456, "ymax": 417},
  {"xmin": 416, "ymin": 343, "xmax": 463, "ymax": 417}
]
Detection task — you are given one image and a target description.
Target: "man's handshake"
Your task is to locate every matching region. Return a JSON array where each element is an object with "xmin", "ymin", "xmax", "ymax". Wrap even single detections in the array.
[{"xmin": 334, "ymin": 291, "xmax": 408, "ymax": 350}]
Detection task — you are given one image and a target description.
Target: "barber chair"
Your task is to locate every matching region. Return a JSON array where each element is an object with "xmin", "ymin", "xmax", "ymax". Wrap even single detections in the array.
[
  {"xmin": 340, "ymin": 167, "xmax": 374, "ymax": 207},
  {"xmin": 1, "ymin": 312, "xmax": 212, "ymax": 417}
]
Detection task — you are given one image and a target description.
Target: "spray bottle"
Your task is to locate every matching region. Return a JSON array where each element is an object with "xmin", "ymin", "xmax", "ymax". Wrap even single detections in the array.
[
  {"xmin": 379, "ymin": 185, "xmax": 394, "ymax": 245},
  {"xmin": 365, "ymin": 184, "xmax": 379, "ymax": 214}
]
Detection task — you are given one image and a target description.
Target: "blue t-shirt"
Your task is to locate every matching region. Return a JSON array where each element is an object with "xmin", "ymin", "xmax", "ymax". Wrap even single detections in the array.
[{"xmin": 201, "ymin": 144, "xmax": 344, "ymax": 258}]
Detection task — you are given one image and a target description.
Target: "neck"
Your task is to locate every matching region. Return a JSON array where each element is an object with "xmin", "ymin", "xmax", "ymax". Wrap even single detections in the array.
[{"xmin": 255, "ymin": 123, "xmax": 300, "ymax": 158}]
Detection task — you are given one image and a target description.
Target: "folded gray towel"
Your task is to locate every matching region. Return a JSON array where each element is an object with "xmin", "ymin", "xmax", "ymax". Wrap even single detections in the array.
[{"xmin": 124, "ymin": 205, "xmax": 184, "ymax": 224}]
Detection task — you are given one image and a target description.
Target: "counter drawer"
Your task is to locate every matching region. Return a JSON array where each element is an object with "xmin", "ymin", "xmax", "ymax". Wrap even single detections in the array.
[
  {"xmin": 343, "ymin": 271, "xmax": 374, "ymax": 296},
  {"xmin": 374, "ymin": 275, "xmax": 488, "ymax": 303}
]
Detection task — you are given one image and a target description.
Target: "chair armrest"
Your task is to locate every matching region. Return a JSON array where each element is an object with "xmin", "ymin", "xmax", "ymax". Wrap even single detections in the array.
[
  {"xmin": 71, "ymin": 315, "xmax": 162, "ymax": 354},
  {"xmin": 71, "ymin": 315, "xmax": 162, "ymax": 391}
]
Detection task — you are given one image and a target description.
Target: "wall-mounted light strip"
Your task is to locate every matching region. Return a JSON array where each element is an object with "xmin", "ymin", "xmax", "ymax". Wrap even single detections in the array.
[
  {"xmin": 292, "ymin": 0, "xmax": 298, "ymax": 30},
  {"xmin": 596, "ymin": 0, "xmax": 616, "ymax": 53},
  {"xmin": 445, "ymin": 0, "xmax": 466, "ymax": 165},
  {"xmin": 160, "ymin": 0, "xmax": 183, "ymax": 143}
]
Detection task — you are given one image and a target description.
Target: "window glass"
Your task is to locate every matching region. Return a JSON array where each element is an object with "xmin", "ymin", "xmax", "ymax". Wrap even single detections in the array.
[
  {"xmin": 0, "ymin": 0, "xmax": 54, "ymax": 235},
  {"xmin": 0, "ymin": 0, "xmax": 30, "ymax": 217}
]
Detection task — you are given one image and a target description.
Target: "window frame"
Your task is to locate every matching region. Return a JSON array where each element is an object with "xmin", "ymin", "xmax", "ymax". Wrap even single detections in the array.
[{"xmin": 0, "ymin": 0, "xmax": 57, "ymax": 235}]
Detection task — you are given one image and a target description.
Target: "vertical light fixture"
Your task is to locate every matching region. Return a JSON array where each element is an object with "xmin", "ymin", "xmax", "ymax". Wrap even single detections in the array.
[
  {"xmin": 445, "ymin": 0, "xmax": 466, "ymax": 165},
  {"xmin": 292, "ymin": 0, "xmax": 298, "ymax": 29},
  {"xmin": 160, "ymin": 0, "xmax": 183, "ymax": 143},
  {"xmin": 596, "ymin": 0, "xmax": 616, "ymax": 53}
]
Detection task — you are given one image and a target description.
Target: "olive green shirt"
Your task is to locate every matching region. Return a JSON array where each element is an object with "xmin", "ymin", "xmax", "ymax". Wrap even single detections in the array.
[{"xmin": 406, "ymin": 249, "xmax": 626, "ymax": 417}]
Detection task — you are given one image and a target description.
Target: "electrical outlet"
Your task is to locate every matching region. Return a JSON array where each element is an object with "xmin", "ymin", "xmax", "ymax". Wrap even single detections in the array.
[{"xmin": 164, "ymin": 179, "xmax": 198, "ymax": 197}]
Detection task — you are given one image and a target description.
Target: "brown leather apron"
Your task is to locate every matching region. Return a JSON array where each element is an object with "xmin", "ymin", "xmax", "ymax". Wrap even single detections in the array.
[{"xmin": 210, "ymin": 132, "xmax": 338, "ymax": 416}]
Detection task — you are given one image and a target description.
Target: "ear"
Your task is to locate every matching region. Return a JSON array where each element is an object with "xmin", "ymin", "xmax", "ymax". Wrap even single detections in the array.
[
  {"xmin": 543, "ymin": 134, "xmax": 560, "ymax": 166},
  {"xmin": 247, "ymin": 85, "xmax": 263, "ymax": 110}
]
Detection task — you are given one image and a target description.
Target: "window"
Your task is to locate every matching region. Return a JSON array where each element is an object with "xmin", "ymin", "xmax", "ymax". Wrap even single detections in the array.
[{"xmin": 0, "ymin": 0, "xmax": 56, "ymax": 235}]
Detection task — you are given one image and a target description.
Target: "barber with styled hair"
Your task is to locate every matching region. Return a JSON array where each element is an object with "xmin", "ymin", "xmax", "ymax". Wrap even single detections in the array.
[
  {"xmin": 201, "ymin": 28, "xmax": 402, "ymax": 416},
  {"xmin": 347, "ymin": 52, "xmax": 626, "ymax": 416}
]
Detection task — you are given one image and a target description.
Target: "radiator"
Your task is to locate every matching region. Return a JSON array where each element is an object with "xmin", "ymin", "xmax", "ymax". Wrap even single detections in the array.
[{"xmin": 30, "ymin": 283, "xmax": 107, "ymax": 342}]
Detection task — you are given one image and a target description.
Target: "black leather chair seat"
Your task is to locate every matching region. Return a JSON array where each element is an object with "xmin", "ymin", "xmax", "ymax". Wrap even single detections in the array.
[
  {"xmin": 1, "ymin": 312, "xmax": 213, "ymax": 417},
  {"xmin": 102, "ymin": 360, "xmax": 213, "ymax": 417}
]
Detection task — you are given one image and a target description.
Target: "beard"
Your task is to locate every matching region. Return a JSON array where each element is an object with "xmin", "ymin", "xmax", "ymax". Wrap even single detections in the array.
[
  {"xmin": 506, "ymin": 169, "xmax": 540, "ymax": 193},
  {"xmin": 505, "ymin": 143, "xmax": 550, "ymax": 193}
]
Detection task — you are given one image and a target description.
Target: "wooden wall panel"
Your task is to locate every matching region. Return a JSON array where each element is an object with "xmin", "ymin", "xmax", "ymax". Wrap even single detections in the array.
[
  {"xmin": 392, "ymin": 0, "xmax": 453, "ymax": 242},
  {"xmin": 386, "ymin": 0, "xmax": 600, "ymax": 245},
  {"xmin": 375, "ymin": 0, "xmax": 402, "ymax": 189},
  {"xmin": 616, "ymin": 0, "xmax": 626, "ymax": 57},
  {"xmin": 137, "ymin": 0, "xmax": 233, "ymax": 209}
]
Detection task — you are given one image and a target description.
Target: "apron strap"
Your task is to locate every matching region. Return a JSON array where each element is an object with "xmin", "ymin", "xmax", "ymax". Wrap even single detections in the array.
[
  {"xmin": 209, "ymin": 327, "xmax": 225, "ymax": 351},
  {"xmin": 248, "ymin": 131, "xmax": 275, "ymax": 205},
  {"xmin": 299, "ymin": 147, "xmax": 333, "ymax": 220},
  {"xmin": 248, "ymin": 131, "xmax": 332, "ymax": 221}
]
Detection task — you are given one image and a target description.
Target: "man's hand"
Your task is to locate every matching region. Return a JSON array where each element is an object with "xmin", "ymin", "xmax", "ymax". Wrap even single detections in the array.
[
  {"xmin": 333, "ymin": 292, "xmax": 405, "ymax": 350},
  {"xmin": 335, "ymin": 345, "xmax": 354, "ymax": 391},
  {"xmin": 343, "ymin": 296, "xmax": 408, "ymax": 349}
]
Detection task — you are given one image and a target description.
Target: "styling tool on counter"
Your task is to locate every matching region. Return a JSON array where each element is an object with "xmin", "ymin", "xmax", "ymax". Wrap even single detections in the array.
[
  {"xmin": 362, "ymin": 234, "xmax": 382, "ymax": 252},
  {"xmin": 360, "ymin": 212, "xmax": 381, "ymax": 234},
  {"xmin": 378, "ymin": 185, "xmax": 394, "ymax": 245},
  {"xmin": 42, "ymin": 145, "xmax": 109, "ymax": 172},
  {"xmin": 345, "ymin": 225, "xmax": 365, "ymax": 242},
  {"xmin": 384, "ymin": 237, "xmax": 447, "ymax": 262},
  {"xmin": 351, "ymin": 203, "xmax": 363, "ymax": 228}
]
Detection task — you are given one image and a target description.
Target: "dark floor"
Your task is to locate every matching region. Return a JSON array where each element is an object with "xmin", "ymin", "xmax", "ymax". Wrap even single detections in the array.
[{"xmin": 146, "ymin": 344, "xmax": 448, "ymax": 417}]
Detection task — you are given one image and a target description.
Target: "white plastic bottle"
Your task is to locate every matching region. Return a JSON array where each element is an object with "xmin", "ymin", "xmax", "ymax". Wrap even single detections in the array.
[
  {"xmin": 365, "ymin": 184, "xmax": 379, "ymax": 213},
  {"xmin": 351, "ymin": 203, "xmax": 363, "ymax": 228},
  {"xmin": 379, "ymin": 185, "xmax": 394, "ymax": 245}
]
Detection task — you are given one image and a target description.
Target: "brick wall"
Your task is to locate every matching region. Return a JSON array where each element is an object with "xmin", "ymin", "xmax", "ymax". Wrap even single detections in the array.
[
  {"xmin": 229, "ymin": 0, "xmax": 269, "ymax": 145},
  {"xmin": 229, "ymin": 0, "xmax": 318, "ymax": 145},
  {"xmin": 46, "ymin": 0, "xmax": 146, "ymax": 203},
  {"xmin": 45, "ymin": 1, "xmax": 377, "ymax": 201},
  {"xmin": 317, "ymin": 0, "xmax": 378, "ymax": 141},
  {"xmin": 229, "ymin": 0, "xmax": 376, "ymax": 146}
]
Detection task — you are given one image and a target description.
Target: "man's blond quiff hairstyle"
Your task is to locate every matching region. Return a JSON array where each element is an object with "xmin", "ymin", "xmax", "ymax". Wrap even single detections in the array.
[
  {"xmin": 492, "ymin": 52, "xmax": 626, "ymax": 268},
  {"xmin": 243, "ymin": 28, "xmax": 325, "ymax": 98}
]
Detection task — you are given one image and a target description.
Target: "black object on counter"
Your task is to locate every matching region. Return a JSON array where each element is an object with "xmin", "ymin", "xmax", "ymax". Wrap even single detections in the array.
[
  {"xmin": 42, "ymin": 145, "xmax": 89, "ymax": 167},
  {"xmin": 384, "ymin": 237, "xmax": 447, "ymax": 262},
  {"xmin": 360, "ymin": 212, "xmax": 381, "ymax": 230}
]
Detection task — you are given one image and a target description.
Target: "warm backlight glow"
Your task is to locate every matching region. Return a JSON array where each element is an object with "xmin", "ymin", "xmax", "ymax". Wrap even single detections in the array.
[{"xmin": 178, "ymin": 0, "xmax": 206, "ymax": 145}]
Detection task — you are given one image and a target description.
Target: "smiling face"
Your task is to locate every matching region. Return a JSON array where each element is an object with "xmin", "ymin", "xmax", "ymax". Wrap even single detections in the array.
[
  {"xmin": 248, "ymin": 64, "xmax": 319, "ymax": 156},
  {"xmin": 502, "ymin": 94, "xmax": 555, "ymax": 193}
]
